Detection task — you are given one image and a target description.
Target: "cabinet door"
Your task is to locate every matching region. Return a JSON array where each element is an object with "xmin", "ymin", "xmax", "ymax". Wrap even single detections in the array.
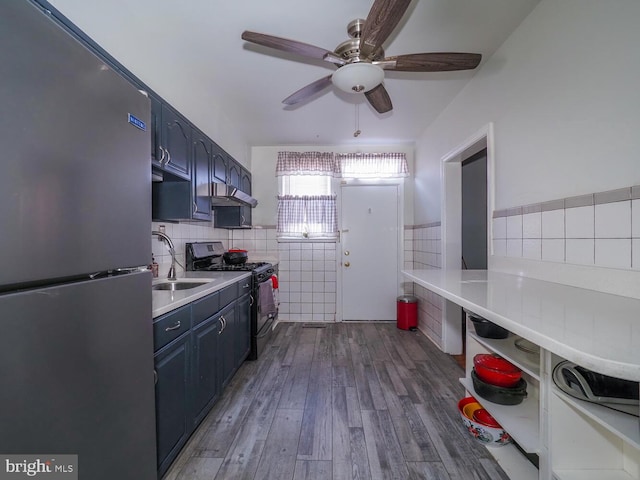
[
  {"xmin": 236, "ymin": 293, "xmax": 251, "ymax": 364},
  {"xmin": 227, "ymin": 157, "xmax": 241, "ymax": 189},
  {"xmin": 161, "ymin": 104, "xmax": 191, "ymax": 179},
  {"xmin": 191, "ymin": 315, "xmax": 220, "ymax": 426},
  {"xmin": 192, "ymin": 132, "xmax": 212, "ymax": 221},
  {"xmin": 150, "ymin": 95, "xmax": 163, "ymax": 168},
  {"xmin": 217, "ymin": 302, "xmax": 237, "ymax": 389},
  {"xmin": 211, "ymin": 145, "xmax": 228, "ymax": 184},
  {"xmin": 154, "ymin": 333, "xmax": 191, "ymax": 477}
]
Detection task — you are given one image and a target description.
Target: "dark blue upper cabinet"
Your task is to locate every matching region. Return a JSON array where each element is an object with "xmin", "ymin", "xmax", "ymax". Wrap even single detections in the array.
[
  {"xmin": 192, "ymin": 131, "xmax": 212, "ymax": 221},
  {"xmin": 158, "ymin": 104, "xmax": 191, "ymax": 180}
]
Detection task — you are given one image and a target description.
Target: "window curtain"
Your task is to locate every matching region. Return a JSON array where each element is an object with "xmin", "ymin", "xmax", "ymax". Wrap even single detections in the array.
[
  {"xmin": 336, "ymin": 152, "xmax": 409, "ymax": 178},
  {"xmin": 277, "ymin": 195, "xmax": 337, "ymax": 237},
  {"xmin": 276, "ymin": 151, "xmax": 340, "ymax": 176}
]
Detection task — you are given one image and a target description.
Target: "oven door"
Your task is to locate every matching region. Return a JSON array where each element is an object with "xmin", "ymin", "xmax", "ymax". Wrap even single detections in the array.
[{"xmin": 256, "ymin": 277, "xmax": 278, "ymax": 336}]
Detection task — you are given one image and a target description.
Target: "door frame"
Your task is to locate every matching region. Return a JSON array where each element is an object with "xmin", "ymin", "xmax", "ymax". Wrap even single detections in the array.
[
  {"xmin": 440, "ymin": 123, "xmax": 495, "ymax": 353},
  {"xmin": 336, "ymin": 179, "xmax": 404, "ymax": 322}
]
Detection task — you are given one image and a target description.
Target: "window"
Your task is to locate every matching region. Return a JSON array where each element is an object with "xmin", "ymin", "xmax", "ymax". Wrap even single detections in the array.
[{"xmin": 276, "ymin": 152, "xmax": 338, "ymax": 239}]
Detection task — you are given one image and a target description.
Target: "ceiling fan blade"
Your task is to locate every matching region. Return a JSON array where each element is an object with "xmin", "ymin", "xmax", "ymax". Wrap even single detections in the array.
[
  {"xmin": 359, "ymin": 0, "xmax": 411, "ymax": 59},
  {"xmin": 364, "ymin": 84, "xmax": 393, "ymax": 113},
  {"xmin": 282, "ymin": 75, "xmax": 334, "ymax": 105},
  {"xmin": 242, "ymin": 31, "xmax": 344, "ymax": 65},
  {"xmin": 376, "ymin": 52, "xmax": 482, "ymax": 72}
]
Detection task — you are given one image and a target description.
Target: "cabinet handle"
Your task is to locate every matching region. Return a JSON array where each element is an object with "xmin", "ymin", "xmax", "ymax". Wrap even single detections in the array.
[
  {"xmin": 249, "ymin": 294, "xmax": 254, "ymax": 306},
  {"xmin": 193, "ymin": 202, "xmax": 198, "ymax": 215},
  {"xmin": 165, "ymin": 148, "xmax": 171, "ymax": 165},
  {"xmin": 165, "ymin": 320, "xmax": 181, "ymax": 331},
  {"xmin": 153, "ymin": 369, "xmax": 158, "ymax": 385},
  {"xmin": 241, "ymin": 215, "xmax": 246, "ymax": 225},
  {"xmin": 218, "ymin": 316, "xmax": 227, "ymax": 334},
  {"xmin": 159, "ymin": 146, "xmax": 166, "ymax": 165}
]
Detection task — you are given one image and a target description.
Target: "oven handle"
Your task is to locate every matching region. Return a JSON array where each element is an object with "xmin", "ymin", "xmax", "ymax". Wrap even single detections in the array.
[{"xmin": 255, "ymin": 315, "xmax": 276, "ymax": 339}]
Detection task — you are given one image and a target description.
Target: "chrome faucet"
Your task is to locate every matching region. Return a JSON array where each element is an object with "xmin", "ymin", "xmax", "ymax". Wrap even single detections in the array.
[{"xmin": 152, "ymin": 231, "xmax": 177, "ymax": 281}]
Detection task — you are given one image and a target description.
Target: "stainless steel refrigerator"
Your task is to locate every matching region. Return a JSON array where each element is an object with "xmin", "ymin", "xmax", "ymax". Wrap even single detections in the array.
[{"xmin": 0, "ymin": 2, "xmax": 157, "ymax": 479}]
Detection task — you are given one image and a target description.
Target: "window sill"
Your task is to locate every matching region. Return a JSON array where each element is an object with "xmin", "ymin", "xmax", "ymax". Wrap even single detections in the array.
[{"xmin": 277, "ymin": 236, "xmax": 337, "ymax": 243}]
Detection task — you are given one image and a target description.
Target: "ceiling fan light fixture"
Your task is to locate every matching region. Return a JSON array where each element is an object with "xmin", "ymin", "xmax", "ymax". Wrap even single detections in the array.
[{"xmin": 331, "ymin": 63, "xmax": 384, "ymax": 94}]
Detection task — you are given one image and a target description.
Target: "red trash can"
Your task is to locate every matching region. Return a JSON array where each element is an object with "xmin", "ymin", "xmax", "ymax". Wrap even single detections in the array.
[{"xmin": 397, "ymin": 295, "xmax": 418, "ymax": 330}]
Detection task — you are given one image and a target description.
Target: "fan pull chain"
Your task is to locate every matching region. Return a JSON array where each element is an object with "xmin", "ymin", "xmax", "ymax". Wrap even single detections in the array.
[{"xmin": 354, "ymin": 103, "xmax": 361, "ymax": 137}]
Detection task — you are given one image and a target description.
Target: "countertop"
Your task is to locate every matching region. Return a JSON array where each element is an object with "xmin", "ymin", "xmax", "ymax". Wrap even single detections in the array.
[
  {"xmin": 403, "ymin": 269, "xmax": 640, "ymax": 381},
  {"xmin": 152, "ymin": 271, "xmax": 251, "ymax": 318}
]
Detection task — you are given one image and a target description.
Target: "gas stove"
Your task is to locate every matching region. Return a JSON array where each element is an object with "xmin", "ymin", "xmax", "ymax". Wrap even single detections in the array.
[
  {"xmin": 185, "ymin": 241, "xmax": 278, "ymax": 361},
  {"xmin": 186, "ymin": 242, "xmax": 273, "ymax": 277}
]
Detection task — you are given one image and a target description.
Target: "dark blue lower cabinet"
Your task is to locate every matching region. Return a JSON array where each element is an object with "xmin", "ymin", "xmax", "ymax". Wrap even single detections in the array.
[
  {"xmin": 153, "ymin": 281, "xmax": 251, "ymax": 477},
  {"xmin": 218, "ymin": 302, "xmax": 237, "ymax": 390},
  {"xmin": 154, "ymin": 332, "xmax": 191, "ymax": 478},
  {"xmin": 191, "ymin": 314, "xmax": 221, "ymax": 428}
]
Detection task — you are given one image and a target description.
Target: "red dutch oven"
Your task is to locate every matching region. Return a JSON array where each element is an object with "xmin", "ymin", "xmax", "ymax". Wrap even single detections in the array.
[{"xmin": 473, "ymin": 354, "xmax": 522, "ymax": 388}]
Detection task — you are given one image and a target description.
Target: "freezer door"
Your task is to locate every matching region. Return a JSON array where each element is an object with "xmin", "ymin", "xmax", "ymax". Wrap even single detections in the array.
[
  {"xmin": 0, "ymin": 272, "xmax": 156, "ymax": 480},
  {"xmin": 0, "ymin": 1, "xmax": 151, "ymax": 287}
]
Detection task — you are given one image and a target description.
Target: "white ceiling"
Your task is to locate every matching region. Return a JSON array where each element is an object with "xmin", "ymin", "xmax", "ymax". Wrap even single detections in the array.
[{"xmin": 49, "ymin": 0, "xmax": 540, "ymax": 147}]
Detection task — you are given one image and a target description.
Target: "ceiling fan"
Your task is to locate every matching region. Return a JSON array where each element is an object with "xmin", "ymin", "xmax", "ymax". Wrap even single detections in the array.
[{"xmin": 241, "ymin": 0, "xmax": 482, "ymax": 114}]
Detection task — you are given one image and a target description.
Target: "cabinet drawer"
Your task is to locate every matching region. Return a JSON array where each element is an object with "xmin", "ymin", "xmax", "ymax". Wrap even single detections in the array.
[
  {"xmin": 219, "ymin": 283, "xmax": 238, "ymax": 308},
  {"xmin": 192, "ymin": 291, "xmax": 220, "ymax": 326},
  {"xmin": 237, "ymin": 278, "xmax": 252, "ymax": 297},
  {"xmin": 154, "ymin": 306, "xmax": 191, "ymax": 351}
]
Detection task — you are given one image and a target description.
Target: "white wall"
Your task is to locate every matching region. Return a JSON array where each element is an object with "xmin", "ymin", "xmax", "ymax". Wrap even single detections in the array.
[
  {"xmin": 251, "ymin": 144, "xmax": 415, "ymax": 226},
  {"xmin": 414, "ymin": 0, "xmax": 640, "ymax": 225},
  {"xmin": 49, "ymin": 0, "xmax": 250, "ymax": 166}
]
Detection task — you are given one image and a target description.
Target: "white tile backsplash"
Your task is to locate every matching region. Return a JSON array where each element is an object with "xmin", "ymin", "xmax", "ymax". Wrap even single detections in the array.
[
  {"xmin": 542, "ymin": 239, "xmax": 565, "ymax": 262},
  {"xmin": 565, "ymin": 206, "xmax": 594, "ymax": 239},
  {"xmin": 492, "ymin": 186, "xmax": 637, "ymax": 271},
  {"xmin": 542, "ymin": 209, "xmax": 565, "ymax": 238},
  {"xmin": 493, "ymin": 217, "xmax": 507, "ymax": 239},
  {"xmin": 507, "ymin": 239, "xmax": 523, "ymax": 258},
  {"xmin": 595, "ymin": 201, "xmax": 631, "ymax": 239},
  {"xmin": 522, "ymin": 212, "xmax": 542, "ymax": 239},
  {"xmin": 522, "ymin": 239, "xmax": 542, "ymax": 260},
  {"xmin": 632, "ymin": 200, "xmax": 640, "ymax": 238},
  {"xmin": 595, "ymin": 239, "xmax": 631, "ymax": 269},
  {"xmin": 566, "ymin": 239, "xmax": 594, "ymax": 266},
  {"xmin": 506, "ymin": 215, "xmax": 523, "ymax": 239}
]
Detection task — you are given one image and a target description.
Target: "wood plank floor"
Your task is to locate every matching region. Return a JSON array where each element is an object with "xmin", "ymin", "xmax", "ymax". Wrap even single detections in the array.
[{"xmin": 163, "ymin": 322, "xmax": 512, "ymax": 480}]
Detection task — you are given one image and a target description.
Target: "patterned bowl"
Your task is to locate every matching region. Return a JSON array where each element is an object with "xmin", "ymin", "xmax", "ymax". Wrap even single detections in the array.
[{"xmin": 457, "ymin": 397, "xmax": 512, "ymax": 447}]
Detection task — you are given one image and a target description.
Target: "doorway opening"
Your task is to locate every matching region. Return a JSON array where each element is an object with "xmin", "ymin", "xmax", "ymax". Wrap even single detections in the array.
[
  {"xmin": 451, "ymin": 148, "xmax": 489, "ymax": 368},
  {"xmin": 441, "ymin": 123, "xmax": 494, "ymax": 355}
]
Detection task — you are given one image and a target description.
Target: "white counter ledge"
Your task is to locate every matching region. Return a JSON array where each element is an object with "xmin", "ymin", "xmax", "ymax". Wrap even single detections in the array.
[
  {"xmin": 403, "ymin": 269, "xmax": 640, "ymax": 382},
  {"xmin": 152, "ymin": 271, "xmax": 251, "ymax": 318}
]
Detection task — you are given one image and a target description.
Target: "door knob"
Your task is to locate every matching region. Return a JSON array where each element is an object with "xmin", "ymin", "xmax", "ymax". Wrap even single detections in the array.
[{"xmin": 344, "ymin": 261, "xmax": 350, "ymax": 267}]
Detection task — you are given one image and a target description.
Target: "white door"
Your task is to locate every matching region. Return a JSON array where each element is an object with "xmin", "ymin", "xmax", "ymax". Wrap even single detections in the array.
[{"xmin": 340, "ymin": 184, "xmax": 400, "ymax": 321}]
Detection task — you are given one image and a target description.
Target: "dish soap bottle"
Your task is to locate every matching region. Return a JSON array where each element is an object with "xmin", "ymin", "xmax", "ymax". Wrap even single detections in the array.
[{"xmin": 151, "ymin": 254, "xmax": 159, "ymax": 278}]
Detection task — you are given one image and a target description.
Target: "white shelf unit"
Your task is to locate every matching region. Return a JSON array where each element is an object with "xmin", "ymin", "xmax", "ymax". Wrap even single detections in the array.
[
  {"xmin": 464, "ymin": 319, "xmax": 542, "ymax": 457},
  {"xmin": 468, "ymin": 332, "xmax": 541, "ymax": 380},
  {"xmin": 490, "ymin": 443, "xmax": 539, "ymax": 480},
  {"xmin": 460, "ymin": 376, "xmax": 539, "ymax": 454},
  {"xmin": 549, "ymin": 353, "xmax": 640, "ymax": 480}
]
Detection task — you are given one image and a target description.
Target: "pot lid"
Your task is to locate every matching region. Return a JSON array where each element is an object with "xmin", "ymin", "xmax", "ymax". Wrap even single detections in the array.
[{"xmin": 473, "ymin": 354, "xmax": 520, "ymax": 374}]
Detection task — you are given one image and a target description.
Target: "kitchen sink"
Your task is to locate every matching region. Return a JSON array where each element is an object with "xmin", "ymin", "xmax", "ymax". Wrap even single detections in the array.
[{"xmin": 152, "ymin": 281, "xmax": 209, "ymax": 291}]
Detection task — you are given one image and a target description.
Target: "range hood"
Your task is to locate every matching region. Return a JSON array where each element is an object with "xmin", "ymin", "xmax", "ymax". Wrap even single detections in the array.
[{"xmin": 210, "ymin": 183, "xmax": 258, "ymax": 208}]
